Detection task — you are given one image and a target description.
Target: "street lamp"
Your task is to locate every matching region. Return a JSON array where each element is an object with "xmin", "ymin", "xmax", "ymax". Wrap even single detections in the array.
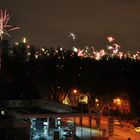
[{"xmin": 73, "ymin": 89, "xmax": 78, "ymax": 94}]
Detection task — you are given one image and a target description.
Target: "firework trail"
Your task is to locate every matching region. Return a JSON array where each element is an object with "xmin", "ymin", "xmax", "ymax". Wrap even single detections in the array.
[{"xmin": 68, "ymin": 32, "xmax": 76, "ymax": 40}]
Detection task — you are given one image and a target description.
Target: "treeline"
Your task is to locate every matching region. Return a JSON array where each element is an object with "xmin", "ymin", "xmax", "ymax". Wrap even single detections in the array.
[{"xmin": 0, "ymin": 40, "xmax": 140, "ymax": 115}]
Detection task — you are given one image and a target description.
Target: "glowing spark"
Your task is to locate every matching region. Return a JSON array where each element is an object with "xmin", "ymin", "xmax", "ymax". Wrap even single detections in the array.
[
  {"xmin": 41, "ymin": 48, "xmax": 45, "ymax": 52},
  {"xmin": 73, "ymin": 47, "xmax": 78, "ymax": 52},
  {"xmin": 100, "ymin": 49, "xmax": 106, "ymax": 56},
  {"xmin": 15, "ymin": 42, "xmax": 19, "ymax": 46},
  {"xmin": 77, "ymin": 49, "xmax": 84, "ymax": 57},
  {"xmin": 23, "ymin": 37, "xmax": 27, "ymax": 43},
  {"xmin": 118, "ymin": 52, "xmax": 123, "ymax": 59},
  {"xmin": 95, "ymin": 52, "xmax": 101, "ymax": 60},
  {"xmin": 107, "ymin": 46, "xmax": 113, "ymax": 50},
  {"xmin": 0, "ymin": 9, "xmax": 20, "ymax": 41},
  {"xmin": 27, "ymin": 45, "xmax": 30, "ymax": 49},
  {"xmin": 68, "ymin": 32, "xmax": 76, "ymax": 40},
  {"xmin": 107, "ymin": 36, "xmax": 115, "ymax": 42},
  {"xmin": 113, "ymin": 43, "xmax": 120, "ymax": 49},
  {"xmin": 113, "ymin": 49, "xmax": 118, "ymax": 54}
]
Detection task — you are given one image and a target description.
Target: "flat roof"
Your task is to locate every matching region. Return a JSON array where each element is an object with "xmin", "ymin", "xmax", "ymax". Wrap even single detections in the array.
[{"xmin": 9, "ymin": 107, "xmax": 95, "ymax": 118}]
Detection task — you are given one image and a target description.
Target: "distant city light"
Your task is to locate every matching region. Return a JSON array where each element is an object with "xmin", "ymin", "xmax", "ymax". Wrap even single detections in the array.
[
  {"xmin": 5, "ymin": 34, "xmax": 140, "ymax": 62},
  {"xmin": 95, "ymin": 98, "xmax": 99, "ymax": 103},
  {"xmin": 23, "ymin": 37, "xmax": 27, "ymax": 43},
  {"xmin": 35, "ymin": 54, "xmax": 38, "ymax": 59},
  {"xmin": 15, "ymin": 42, "xmax": 19, "ymax": 46},
  {"xmin": 27, "ymin": 45, "xmax": 30, "ymax": 49},
  {"xmin": 1, "ymin": 110, "xmax": 5, "ymax": 115}
]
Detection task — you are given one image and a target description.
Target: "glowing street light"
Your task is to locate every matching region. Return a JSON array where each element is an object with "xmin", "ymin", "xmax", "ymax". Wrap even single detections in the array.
[{"xmin": 73, "ymin": 89, "xmax": 78, "ymax": 94}]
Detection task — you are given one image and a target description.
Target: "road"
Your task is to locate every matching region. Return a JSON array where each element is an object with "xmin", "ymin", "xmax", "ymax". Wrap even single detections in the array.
[
  {"xmin": 101, "ymin": 117, "xmax": 140, "ymax": 140},
  {"xmin": 62, "ymin": 116, "xmax": 140, "ymax": 140}
]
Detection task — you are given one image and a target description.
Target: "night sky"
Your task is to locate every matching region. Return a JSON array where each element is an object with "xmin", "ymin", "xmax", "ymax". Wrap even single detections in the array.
[{"xmin": 1, "ymin": 0, "xmax": 140, "ymax": 52}]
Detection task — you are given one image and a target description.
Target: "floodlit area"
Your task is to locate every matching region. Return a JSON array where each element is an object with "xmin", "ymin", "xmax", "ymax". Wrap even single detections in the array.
[
  {"xmin": 30, "ymin": 117, "xmax": 100, "ymax": 140},
  {"xmin": 31, "ymin": 117, "xmax": 76, "ymax": 140}
]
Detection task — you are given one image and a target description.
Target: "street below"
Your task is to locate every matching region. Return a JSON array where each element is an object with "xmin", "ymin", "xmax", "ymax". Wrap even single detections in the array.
[{"xmin": 63, "ymin": 116, "xmax": 140, "ymax": 140}]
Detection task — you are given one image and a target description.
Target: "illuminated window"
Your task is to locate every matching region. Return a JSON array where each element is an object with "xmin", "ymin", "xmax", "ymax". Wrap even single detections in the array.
[
  {"xmin": 63, "ymin": 96, "xmax": 70, "ymax": 105},
  {"xmin": 79, "ymin": 95, "xmax": 88, "ymax": 104},
  {"xmin": 113, "ymin": 98, "xmax": 122, "ymax": 106}
]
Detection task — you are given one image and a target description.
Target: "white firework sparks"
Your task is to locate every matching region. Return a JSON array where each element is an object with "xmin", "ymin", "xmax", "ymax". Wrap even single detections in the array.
[
  {"xmin": 68, "ymin": 32, "xmax": 76, "ymax": 40},
  {"xmin": 107, "ymin": 36, "xmax": 115, "ymax": 43},
  {"xmin": 73, "ymin": 47, "xmax": 78, "ymax": 52},
  {"xmin": 0, "ymin": 9, "xmax": 20, "ymax": 41}
]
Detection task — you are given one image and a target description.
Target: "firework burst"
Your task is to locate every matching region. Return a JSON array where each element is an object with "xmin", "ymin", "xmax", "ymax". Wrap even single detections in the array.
[
  {"xmin": 107, "ymin": 36, "xmax": 115, "ymax": 42},
  {"xmin": 0, "ymin": 9, "xmax": 20, "ymax": 41}
]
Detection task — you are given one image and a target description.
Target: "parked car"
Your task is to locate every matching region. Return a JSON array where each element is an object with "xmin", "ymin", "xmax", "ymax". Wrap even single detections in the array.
[
  {"xmin": 135, "ymin": 127, "xmax": 140, "ymax": 133},
  {"xmin": 114, "ymin": 120, "xmax": 121, "ymax": 126}
]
